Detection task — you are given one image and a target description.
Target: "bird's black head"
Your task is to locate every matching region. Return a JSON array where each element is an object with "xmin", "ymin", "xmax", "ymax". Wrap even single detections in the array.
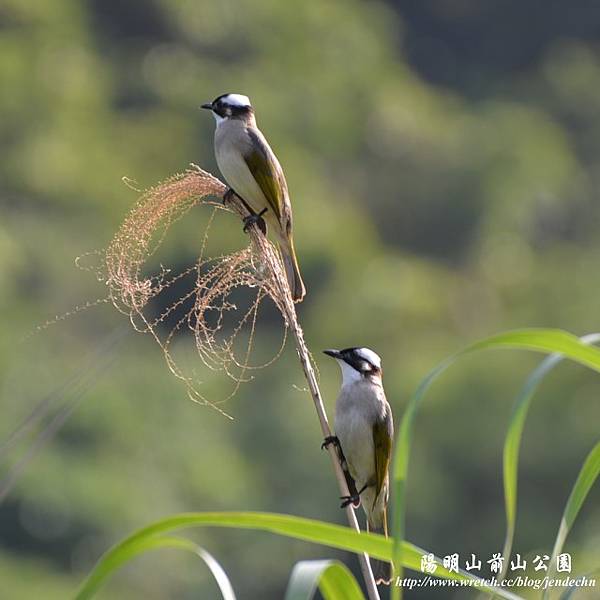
[
  {"xmin": 201, "ymin": 93, "xmax": 253, "ymax": 119},
  {"xmin": 323, "ymin": 347, "xmax": 382, "ymax": 377}
]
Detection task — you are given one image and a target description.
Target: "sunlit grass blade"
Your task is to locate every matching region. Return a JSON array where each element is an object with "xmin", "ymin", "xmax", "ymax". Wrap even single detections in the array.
[
  {"xmin": 196, "ymin": 546, "xmax": 237, "ymax": 600},
  {"xmin": 500, "ymin": 333, "xmax": 600, "ymax": 579},
  {"xmin": 553, "ymin": 441, "xmax": 600, "ymax": 551},
  {"xmin": 75, "ymin": 511, "xmax": 392, "ymax": 600},
  {"xmin": 75, "ymin": 511, "xmax": 521, "ymax": 600},
  {"xmin": 76, "ymin": 536, "xmax": 236, "ymax": 600},
  {"xmin": 391, "ymin": 329, "xmax": 600, "ymax": 600},
  {"xmin": 542, "ymin": 441, "xmax": 600, "ymax": 600},
  {"xmin": 284, "ymin": 559, "xmax": 364, "ymax": 600},
  {"xmin": 466, "ymin": 330, "xmax": 600, "ymax": 371}
]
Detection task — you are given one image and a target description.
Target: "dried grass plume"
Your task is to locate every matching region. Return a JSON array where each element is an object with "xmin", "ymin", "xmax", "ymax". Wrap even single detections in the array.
[{"xmin": 102, "ymin": 165, "xmax": 296, "ymax": 415}]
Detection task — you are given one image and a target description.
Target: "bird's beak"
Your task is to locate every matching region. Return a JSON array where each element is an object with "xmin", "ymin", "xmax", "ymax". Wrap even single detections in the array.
[
  {"xmin": 200, "ymin": 103, "xmax": 213, "ymax": 110},
  {"xmin": 323, "ymin": 349, "xmax": 341, "ymax": 359}
]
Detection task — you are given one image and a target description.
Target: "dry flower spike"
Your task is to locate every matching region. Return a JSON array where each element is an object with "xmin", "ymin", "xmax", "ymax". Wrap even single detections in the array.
[{"xmin": 102, "ymin": 165, "xmax": 294, "ymax": 415}]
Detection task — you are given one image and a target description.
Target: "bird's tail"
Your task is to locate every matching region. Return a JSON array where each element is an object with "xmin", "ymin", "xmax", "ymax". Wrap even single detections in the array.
[
  {"xmin": 278, "ymin": 236, "xmax": 306, "ymax": 303},
  {"xmin": 368, "ymin": 507, "xmax": 393, "ymax": 585}
]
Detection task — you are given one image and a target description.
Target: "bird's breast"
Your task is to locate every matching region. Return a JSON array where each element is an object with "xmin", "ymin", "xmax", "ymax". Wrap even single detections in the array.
[
  {"xmin": 335, "ymin": 396, "xmax": 376, "ymax": 487},
  {"xmin": 214, "ymin": 124, "xmax": 268, "ymax": 215}
]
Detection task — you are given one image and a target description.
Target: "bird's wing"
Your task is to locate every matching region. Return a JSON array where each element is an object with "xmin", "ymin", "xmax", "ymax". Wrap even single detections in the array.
[
  {"xmin": 372, "ymin": 405, "xmax": 393, "ymax": 501},
  {"xmin": 242, "ymin": 128, "xmax": 288, "ymax": 226}
]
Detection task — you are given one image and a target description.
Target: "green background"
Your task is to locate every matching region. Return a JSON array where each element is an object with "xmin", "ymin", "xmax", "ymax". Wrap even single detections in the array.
[{"xmin": 1, "ymin": 1, "xmax": 599, "ymax": 598}]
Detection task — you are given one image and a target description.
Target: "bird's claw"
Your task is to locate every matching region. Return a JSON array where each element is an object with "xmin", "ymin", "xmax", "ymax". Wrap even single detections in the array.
[
  {"xmin": 340, "ymin": 494, "xmax": 361, "ymax": 509},
  {"xmin": 242, "ymin": 208, "xmax": 268, "ymax": 235},
  {"xmin": 321, "ymin": 435, "xmax": 340, "ymax": 451},
  {"xmin": 223, "ymin": 188, "xmax": 237, "ymax": 204}
]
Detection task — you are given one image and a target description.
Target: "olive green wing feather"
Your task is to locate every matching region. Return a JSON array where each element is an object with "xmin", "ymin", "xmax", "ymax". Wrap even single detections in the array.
[
  {"xmin": 242, "ymin": 128, "xmax": 288, "ymax": 223},
  {"xmin": 372, "ymin": 407, "xmax": 393, "ymax": 501}
]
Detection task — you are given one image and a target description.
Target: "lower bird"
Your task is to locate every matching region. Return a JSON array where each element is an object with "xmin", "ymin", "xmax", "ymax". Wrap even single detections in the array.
[
  {"xmin": 201, "ymin": 93, "xmax": 306, "ymax": 302},
  {"xmin": 323, "ymin": 346, "xmax": 394, "ymax": 585}
]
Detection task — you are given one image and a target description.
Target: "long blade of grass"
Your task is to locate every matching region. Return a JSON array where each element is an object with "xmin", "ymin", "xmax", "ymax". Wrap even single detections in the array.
[
  {"xmin": 500, "ymin": 333, "xmax": 600, "ymax": 579},
  {"xmin": 75, "ymin": 512, "xmax": 522, "ymax": 600},
  {"xmin": 552, "ymin": 440, "xmax": 600, "ymax": 554},
  {"xmin": 542, "ymin": 441, "xmax": 600, "ymax": 600},
  {"xmin": 391, "ymin": 328, "xmax": 600, "ymax": 600},
  {"xmin": 76, "ymin": 535, "xmax": 236, "ymax": 600},
  {"xmin": 196, "ymin": 545, "xmax": 237, "ymax": 600},
  {"xmin": 284, "ymin": 559, "xmax": 364, "ymax": 600}
]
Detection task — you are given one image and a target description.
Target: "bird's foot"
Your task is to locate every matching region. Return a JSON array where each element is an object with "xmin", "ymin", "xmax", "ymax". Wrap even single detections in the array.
[
  {"xmin": 340, "ymin": 482, "xmax": 367, "ymax": 509},
  {"xmin": 321, "ymin": 435, "xmax": 341, "ymax": 451},
  {"xmin": 242, "ymin": 207, "xmax": 268, "ymax": 235},
  {"xmin": 340, "ymin": 494, "xmax": 361, "ymax": 509},
  {"xmin": 223, "ymin": 188, "xmax": 237, "ymax": 204}
]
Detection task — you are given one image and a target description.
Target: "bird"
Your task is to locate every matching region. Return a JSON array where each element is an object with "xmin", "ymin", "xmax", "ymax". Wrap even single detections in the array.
[
  {"xmin": 201, "ymin": 93, "xmax": 306, "ymax": 302},
  {"xmin": 323, "ymin": 346, "xmax": 394, "ymax": 585}
]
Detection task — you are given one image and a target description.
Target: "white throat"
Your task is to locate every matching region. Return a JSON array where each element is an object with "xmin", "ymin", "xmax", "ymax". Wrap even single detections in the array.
[
  {"xmin": 337, "ymin": 359, "xmax": 362, "ymax": 386},
  {"xmin": 212, "ymin": 112, "xmax": 225, "ymax": 126}
]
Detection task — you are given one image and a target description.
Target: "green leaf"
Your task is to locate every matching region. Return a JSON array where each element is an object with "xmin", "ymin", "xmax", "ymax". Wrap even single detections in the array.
[
  {"xmin": 76, "ymin": 535, "xmax": 236, "ymax": 600},
  {"xmin": 391, "ymin": 329, "xmax": 600, "ymax": 600},
  {"xmin": 75, "ymin": 511, "xmax": 520, "ymax": 600},
  {"xmin": 284, "ymin": 559, "xmax": 364, "ymax": 600},
  {"xmin": 543, "ymin": 441, "xmax": 600, "ymax": 600},
  {"xmin": 556, "ymin": 441, "xmax": 600, "ymax": 543},
  {"xmin": 467, "ymin": 330, "xmax": 600, "ymax": 372},
  {"xmin": 500, "ymin": 334, "xmax": 600, "ymax": 578},
  {"xmin": 75, "ymin": 512, "xmax": 393, "ymax": 600}
]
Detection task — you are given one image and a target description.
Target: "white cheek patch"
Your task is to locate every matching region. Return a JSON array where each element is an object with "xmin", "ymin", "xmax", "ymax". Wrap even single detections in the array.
[
  {"xmin": 223, "ymin": 93, "xmax": 251, "ymax": 107},
  {"xmin": 355, "ymin": 347, "xmax": 381, "ymax": 369},
  {"xmin": 337, "ymin": 359, "xmax": 362, "ymax": 386},
  {"xmin": 212, "ymin": 112, "xmax": 225, "ymax": 125}
]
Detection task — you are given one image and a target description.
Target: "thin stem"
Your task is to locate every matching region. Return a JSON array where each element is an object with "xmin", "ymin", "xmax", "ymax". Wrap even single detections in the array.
[
  {"xmin": 288, "ymin": 314, "xmax": 381, "ymax": 600},
  {"xmin": 224, "ymin": 187, "xmax": 380, "ymax": 600}
]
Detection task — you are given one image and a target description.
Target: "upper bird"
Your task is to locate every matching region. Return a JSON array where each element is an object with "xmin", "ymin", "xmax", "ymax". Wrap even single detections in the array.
[
  {"xmin": 201, "ymin": 93, "xmax": 306, "ymax": 302},
  {"xmin": 323, "ymin": 346, "xmax": 394, "ymax": 585}
]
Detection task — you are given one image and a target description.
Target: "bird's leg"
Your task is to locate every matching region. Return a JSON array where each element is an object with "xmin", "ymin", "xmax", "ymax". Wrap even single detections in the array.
[
  {"xmin": 322, "ymin": 436, "xmax": 362, "ymax": 509},
  {"xmin": 242, "ymin": 207, "xmax": 268, "ymax": 236},
  {"xmin": 340, "ymin": 483, "xmax": 368, "ymax": 509},
  {"xmin": 322, "ymin": 435, "xmax": 349, "ymax": 473},
  {"xmin": 222, "ymin": 188, "xmax": 268, "ymax": 236}
]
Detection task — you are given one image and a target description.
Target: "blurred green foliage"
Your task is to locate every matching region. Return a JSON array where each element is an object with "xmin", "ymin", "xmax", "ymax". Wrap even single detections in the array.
[{"xmin": 1, "ymin": 0, "xmax": 599, "ymax": 598}]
